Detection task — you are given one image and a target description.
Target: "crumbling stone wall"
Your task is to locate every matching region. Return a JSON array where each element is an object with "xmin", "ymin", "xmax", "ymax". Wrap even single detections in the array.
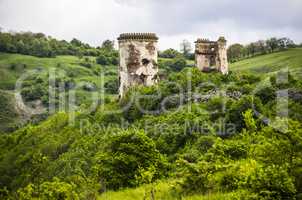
[
  {"xmin": 118, "ymin": 33, "xmax": 159, "ymax": 96},
  {"xmin": 195, "ymin": 37, "xmax": 228, "ymax": 74}
]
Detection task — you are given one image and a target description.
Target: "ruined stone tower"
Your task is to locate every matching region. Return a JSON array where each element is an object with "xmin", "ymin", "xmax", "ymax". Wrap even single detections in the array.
[
  {"xmin": 117, "ymin": 33, "xmax": 159, "ymax": 96},
  {"xmin": 195, "ymin": 37, "xmax": 228, "ymax": 74}
]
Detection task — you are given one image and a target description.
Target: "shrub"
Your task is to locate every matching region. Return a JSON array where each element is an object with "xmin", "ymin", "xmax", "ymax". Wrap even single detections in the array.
[
  {"xmin": 104, "ymin": 79, "xmax": 119, "ymax": 94},
  {"xmin": 96, "ymin": 55, "xmax": 108, "ymax": 65},
  {"xmin": 168, "ymin": 56, "xmax": 187, "ymax": 72},
  {"xmin": 226, "ymin": 95, "xmax": 264, "ymax": 132},
  {"xmin": 17, "ymin": 178, "xmax": 80, "ymax": 200},
  {"xmin": 247, "ymin": 165, "xmax": 296, "ymax": 199},
  {"xmin": 179, "ymin": 160, "xmax": 217, "ymax": 194},
  {"xmin": 159, "ymin": 48, "xmax": 181, "ymax": 58},
  {"xmin": 255, "ymin": 86, "xmax": 276, "ymax": 104},
  {"xmin": 93, "ymin": 130, "xmax": 167, "ymax": 190}
]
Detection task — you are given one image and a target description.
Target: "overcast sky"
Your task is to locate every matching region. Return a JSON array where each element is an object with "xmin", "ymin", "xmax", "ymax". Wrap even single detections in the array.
[{"xmin": 0, "ymin": 0, "xmax": 301, "ymax": 50}]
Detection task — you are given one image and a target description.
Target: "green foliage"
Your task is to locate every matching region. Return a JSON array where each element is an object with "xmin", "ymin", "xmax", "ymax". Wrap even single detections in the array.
[
  {"xmin": 227, "ymin": 37, "xmax": 296, "ymax": 62},
  {"xmin": 243, "ymin": 109, "xmax": 257, "ymax": 131},
  {"xmin": 159, "ymin": 48, "xmax": 181, "ymax": 58},
  {"xmin": 246, "ymin": 165, "xmax": 296, "ymax": 199},
  {"xmin": 17, "ymin": 178, "xmax": 80, "ymax": 200},
  {"xmin": 0, "ymin": 31, "xmax": 105, "ymax": 58},
  {"xmin": 168, "ymin": 55, "xmax": 187, "ymax": 72},
  {"xmin": 230, "ymin": 48, "xmax": 302, "ymax": 74},
  {"xmin": 104, "ymin": 78, "xmax": 119, "ymax": 94},
  {"xmin": 93, "ymin": 130, "xmax": 167, "ymax": 190},
  {"xmin": 226, "ymin": 95, "xmax": 264, "ymax": 132},
  {"xmin": 0, "ymin": 90, "xmax": 19, "ymax": 132},
  {"xmin": 159, "ymin": 55, "xmax": 187, "ymax": 72},
  {"xmin": 255, "ymin": 86, "xmax": 276, "ymax": 104},
  {"xmin": 0, "ymin": 44, "xmax": 302, "ymax": 200},
  {"xmin": 96, "ymin": 49, "xmax": 118, "ymax": 66}
]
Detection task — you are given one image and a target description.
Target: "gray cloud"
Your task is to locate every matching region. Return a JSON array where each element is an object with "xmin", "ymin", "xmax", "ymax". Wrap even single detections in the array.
[{"xmin": 0, "ymin": 0, "xmax": 301, "ymax": 50}]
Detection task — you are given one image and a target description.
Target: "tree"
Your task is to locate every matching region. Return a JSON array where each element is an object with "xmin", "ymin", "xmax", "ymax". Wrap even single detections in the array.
[
  {"xmin": 93, "ymin": 130, "xmax": 166, "ymax": 190},
  {"xmin": 96, "ymin": 55, "xmax": 109, "ymax": 65},
  {"xmin": 227, "ymin": 44, "xmax": 244, "ymax": 62},
  {"xmin": 278, "ymin": 37, "xmax": 295, "ymax": 49},
  {"xmin": 159, "ymin": 48, "xmax": 181, "ymax": 58},
  {"xmin": 101, "ymin": 40, "xmax": 114, "ymax": 51},
  {"xmin": 254, "ymin": 40, "xmax": 267, "ymax": 55},
  {"xmin": 168, "ymin": 55, "xmax": 187, "ymax": 71},
  {"xmin": 180, "ymin": 39, "xmax": 192, "ymax": 58},
  {"xmin": 70, "ymin": 38, "xmax": 82, "ymax": 47},
  {"xmin": 246, "ymin": 43, "xmax": 257, "ymax": 57},
  {"xmin": 266, "ymin": 37, "xmax": 279, "ymax": 52}
]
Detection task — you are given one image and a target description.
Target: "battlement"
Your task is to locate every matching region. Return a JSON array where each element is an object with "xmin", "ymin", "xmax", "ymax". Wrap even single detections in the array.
[
  {"xmin": 118, "ymin": 33, "xmax": 158, "ymax": 41},
  {"xmin": 195, "ymin": 38, "xmax": 215, "ymax": 44},
  {"xmin": 195, "ymin": 36, "xmax": 227, "ymax": 44}
]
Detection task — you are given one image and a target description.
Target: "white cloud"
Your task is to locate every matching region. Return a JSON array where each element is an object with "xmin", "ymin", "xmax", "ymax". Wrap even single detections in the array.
[{"xmin": 0, "ymin": 0, "xmax": 301, "ymax": 50}]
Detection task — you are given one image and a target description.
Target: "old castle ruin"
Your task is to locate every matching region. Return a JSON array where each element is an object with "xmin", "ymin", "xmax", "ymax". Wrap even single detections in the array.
[
  {"xmin": 118, "ymin": 33, "xmax": 159, "ymax": 96},
  {"xmin": 118, "ymin": 33, "xmax": 228, "ymax": 96},
  {"xmin": 195, "ymin": 37, "xmax": 228, "ymax": 75}
]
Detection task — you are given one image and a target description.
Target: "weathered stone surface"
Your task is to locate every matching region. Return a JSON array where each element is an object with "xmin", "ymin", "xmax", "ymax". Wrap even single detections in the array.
[
  {"xmin": 195, "ymin": 37, "xmax": 228, "ymax": 74},
  {"xmin": 118, "ymin": 33, "xmax": 159, "ymax": 96}
]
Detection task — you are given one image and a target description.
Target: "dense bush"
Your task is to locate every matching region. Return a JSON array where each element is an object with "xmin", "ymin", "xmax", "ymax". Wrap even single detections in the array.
[
  {"xmin": 159, "ymin": 55, "xmax": 187, "ymax": 72},
  {"xmin": 0, "ymin": 91, "xmax": 19, "ymax": 132},
  {"xmin": 96, "ymin": 50, "xmax": 118, "ymax": 66},
  {"xmin": 159, "ymin": 48, "xmax": 182, "ymax": 58},
  {"xmin": 246, "ymin": 165, "xmax": 296, "ymax": 199},
  {"xmin": 226, "ymin": 95, "xmax": 264, "ymax": 132},
  {"xmin": 17, "ymin": 178, "xmax": 80, "ymax": 200},
  {"xmin": 104, "ymin": 79, "xmax": 119, "ymax": 94},
  {"xmin": 93, "ymin": 130, "xmax": 167, "ymax": 190},
  {"xmin": 255, "ymin": 86, "xmax": 276, "ymax": 104}
]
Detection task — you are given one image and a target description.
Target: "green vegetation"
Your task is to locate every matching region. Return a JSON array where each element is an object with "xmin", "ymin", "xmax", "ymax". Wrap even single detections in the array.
[
  {"xmin": 0, "ymin": 90, "xmax": 20, "ymax": 132},
  {"xmin": 227, "ymin": 37, "xmax": 296, "ymax": 63},
  {"xmin": 230, "ymin": 48, "xmax": 302, "ymax": 75},
  {"xmin": 0, "ymin": 31, "xmax": 115, "ymax": 58},
  {"xmin": 0, "ymin": 65, "xmax": 301, "ymax": 199},
  {"xmin": 0, "ymin": 52, "xmax": 119, "ymax": 132},
  {"xmin": 0, "ymin": 31, "xmax": 302, "ymax": 199}
]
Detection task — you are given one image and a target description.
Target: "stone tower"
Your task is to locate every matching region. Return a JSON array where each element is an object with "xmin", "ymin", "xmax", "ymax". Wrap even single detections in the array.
[
  {"xmin": 117, "ymin": 33, "xmax": 159, "ymax": 96},
  {"xmin": 195, "ymin": 37, "xmax": 228, "ymax": 74}
]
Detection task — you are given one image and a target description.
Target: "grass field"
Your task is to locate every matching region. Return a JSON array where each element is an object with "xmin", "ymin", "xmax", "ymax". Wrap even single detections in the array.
[
  {"xmin": 229, "ymin": 48, "xmax": 302, "ymax": 77},
  {"xmin": 98, "ymin": 180, "xmax": 236, "ymax": 200}
]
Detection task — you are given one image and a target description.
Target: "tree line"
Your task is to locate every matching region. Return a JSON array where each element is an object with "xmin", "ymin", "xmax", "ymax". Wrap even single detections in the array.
[
  {"xmin": 0, "ymin": 30, "xmax": 118, "ymax": 60},
  {"xmin": 227, "ymin": 37, "xmax": 298, "ymax": 63}
]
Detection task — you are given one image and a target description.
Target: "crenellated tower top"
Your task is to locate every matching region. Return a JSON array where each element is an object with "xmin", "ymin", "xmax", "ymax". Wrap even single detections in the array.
[{"xmin": 118, "ymin": 33, "xmax": 158, "ymax": 42}]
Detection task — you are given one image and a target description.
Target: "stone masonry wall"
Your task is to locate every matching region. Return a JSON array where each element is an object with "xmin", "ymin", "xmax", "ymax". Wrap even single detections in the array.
[{"xmin": 118, "ymin": 33, "xmax": 159, "ymax": 96}]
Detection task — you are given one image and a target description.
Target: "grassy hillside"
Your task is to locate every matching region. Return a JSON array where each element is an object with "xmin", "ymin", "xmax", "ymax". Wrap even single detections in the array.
[
  {"xmin": 0, "ymin": 53, "xmax": 117, "ymax": 90},
  {"xmin": 0, "ymin": 53, "xmax": 118, "ymax": 132},
  {"xmin": 230, "ymin": 48, "xmax": 302, "ymax": 77}
]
